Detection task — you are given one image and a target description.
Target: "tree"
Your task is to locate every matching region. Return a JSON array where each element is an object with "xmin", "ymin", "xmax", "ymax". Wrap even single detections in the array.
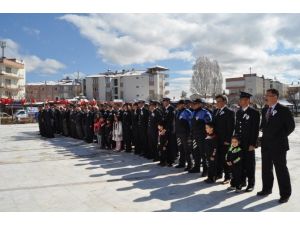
[
  {"xmin": 287, "ymin": 87, "xmax": 300, "ymax": 116},
  {"xmin": 252, "ymin": 94, "xmax": 266, "ymax": 109},
  {"xmin": 181, "ymin": 90, "xmax": 187, "ymax": 99},
  {"xmin": 190, "ymin": 56, "xmax": 223, "ymax": 98}
]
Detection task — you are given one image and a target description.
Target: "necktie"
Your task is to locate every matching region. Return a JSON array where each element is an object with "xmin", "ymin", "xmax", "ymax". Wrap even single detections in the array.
[{"xmin": 266, "ymin": 107, "xmax": 272, "ymax": 122}]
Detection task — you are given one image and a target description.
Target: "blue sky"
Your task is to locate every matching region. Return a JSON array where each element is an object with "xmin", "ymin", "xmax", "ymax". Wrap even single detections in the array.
[{"xmin": 1, "ymin": 14, "xmax": 300, "ymax": 98}]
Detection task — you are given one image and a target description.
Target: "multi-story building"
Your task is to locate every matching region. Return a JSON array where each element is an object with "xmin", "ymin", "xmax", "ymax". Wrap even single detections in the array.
[
  {"xmin": 0, "ymin": 57, "xmax": 26, "ymax": 99},
  {"xmin": 86, "ymin": 66, "xmax": 169, "ymax": 101},
  {"xmin": 25, "ymin": 77, "xmax": 82, "ymax": 101},
  {"xmin": 226, "ymin": 73, "xmax": 288, "ymax": 99}
]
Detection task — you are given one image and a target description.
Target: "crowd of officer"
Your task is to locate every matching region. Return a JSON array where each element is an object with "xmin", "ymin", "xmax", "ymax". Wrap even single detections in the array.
[{"xmin": 37, "ymin": 88, "xmax": 295, "ymax": 203}]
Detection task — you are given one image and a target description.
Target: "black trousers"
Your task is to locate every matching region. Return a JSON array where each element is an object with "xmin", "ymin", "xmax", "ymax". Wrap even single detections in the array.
[
  {"xmin": 191, "ymin": 137, "xmax": 206, "ymax": 170},
  {"xmin": 132, "ymin": 125, "xmax": 139, "ymax": 153},
  {"xmin": 137, "ymin": 127, "xmax": 148, "ymax": 155},
  {"xmin": 216, "ymin": 143, "xmax": 231, "ymax": 180},
  {"xmin": 167, "ymin": 133, "xmax": 177, "ymax": 164},
  {"xmin": 207, "ymin": 158, "xmax": 217, "ymax": 180},
  {"xmin": 230, "ymin": 162, "xmax": 242, "ymax": 188},
  {"xmin": 123, "ymin": 126, "xmax": 132, "ymax": 151},
  {"xmin": 148, "ymin": 129, "xmax": 158, "ymax": 159},
  {"xmin": 241, "ymin": 146, "xmax": 256, "ymax": 187},
  {"xmin": 159, "ymin": 146, "xmax": 167, "ymax": 163},
  {"xmin": 261, "ymin": 148, "xmax": 291, "ymax": 197},
  {"xmin": 177, "ymin": 134, "xmax": 192, "ymax": 167}
]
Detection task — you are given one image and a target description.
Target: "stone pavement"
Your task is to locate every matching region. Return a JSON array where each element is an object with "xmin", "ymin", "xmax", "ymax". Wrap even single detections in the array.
[{"xmin": 0, "ymin": 121, "xmax": 299, "ymax": 212}]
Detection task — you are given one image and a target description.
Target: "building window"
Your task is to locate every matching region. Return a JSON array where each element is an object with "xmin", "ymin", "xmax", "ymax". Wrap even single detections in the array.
[
  {"xmin": 136, "ymin": 86, "xmax": 139, "ymax": 88},
  {"xmin": 114, "ymin": 87, "xmax": 118, "ymax": 94},
  {"xmin": 5, "ymin": 67, "xmax": 12, "ymax": 73},
  {"xmin": 69, "ymin": 87, "xmax": 73, "ymax": 91},
  {"xmin": 114, "ymin": 79, "xmax": 118, "ymax": 86},
  {"xmin": 136, "ymin": 94, "xmax": 139, "ymax": 97}
]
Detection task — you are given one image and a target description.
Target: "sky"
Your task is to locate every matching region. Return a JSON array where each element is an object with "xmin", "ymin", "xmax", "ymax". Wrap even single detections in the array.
[{"xmin": 1, "ymin": 13, "xmax": 300, "ymax": 98}]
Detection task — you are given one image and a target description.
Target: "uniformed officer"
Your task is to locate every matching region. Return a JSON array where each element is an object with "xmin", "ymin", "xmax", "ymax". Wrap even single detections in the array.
[
  {"xmin": 190, "ymin": 98, "xmax": 212, "ymax": 175},
  {"xmin": 213, "ymin": 94, "xmax": 235, "ymax": 184},
  {"xmin": 161, "ymin": 97, "xmax": 177, "ymax": 167},
  {"xmin": 132, "ymin": 102, "xmax": 140, "ymax": 154},
  {"xmin": 174, "ymin": 99, "xmax": 193, "ymax": 170},
  {"xmin": 137, "ymin": 100, "xmax": 149, "ymax": 157},
  {"xmin": 234, "ymin": 91, "xmax": 260, "ymax": 192},
  {"xmin": 44, "ymin": 104, "xmax": 55, "ymax": 138},
  {"xmin": 37, "ymin": 106, "xmax": 45, "ymax": 136},
  {"xmin": 122, "ymin": 103, "xmax": 133, "ymax": 152},
  {"xmin": 85, "ymin": 105, "xmax": 94, "ymax": 143},
  {"xmin": 147, "ymin": 100, "xmax": 162, "ymax": 160}
]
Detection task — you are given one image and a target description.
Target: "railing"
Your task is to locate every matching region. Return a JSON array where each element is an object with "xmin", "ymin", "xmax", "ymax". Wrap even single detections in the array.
[{"xmin": 0, "ymin": 71, "xmax": 24, "ymax": 79}]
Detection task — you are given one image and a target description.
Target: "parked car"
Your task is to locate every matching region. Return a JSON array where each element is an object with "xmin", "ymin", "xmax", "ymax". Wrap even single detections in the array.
[
  {"xmin": 14, "ymin": 110, "xmax": 29, "ymax": 121},
  {"xmin": 0, "ymin": 112, "xmax": 10, "ymax": 118}
]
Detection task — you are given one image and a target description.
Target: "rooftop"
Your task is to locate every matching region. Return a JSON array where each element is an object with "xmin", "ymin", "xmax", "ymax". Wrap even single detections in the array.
[{"xmin": 27, "ymin": 79, "xmax": 81, "ymax": 86}]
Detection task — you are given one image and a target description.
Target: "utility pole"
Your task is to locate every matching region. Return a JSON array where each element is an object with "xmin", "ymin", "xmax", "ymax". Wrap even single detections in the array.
[{"xmin": 0, "ymin": 41, "xmax": 6, "ymax": 58}]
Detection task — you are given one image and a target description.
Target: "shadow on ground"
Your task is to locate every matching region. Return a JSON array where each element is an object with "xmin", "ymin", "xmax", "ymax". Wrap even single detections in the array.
[{"xmin": 15, "ymin": 131, "xmax": 279, "ymax": 212}]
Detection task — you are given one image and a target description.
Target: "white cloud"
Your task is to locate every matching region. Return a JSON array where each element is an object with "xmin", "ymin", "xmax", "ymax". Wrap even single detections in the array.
[
  {"xmin": 22, "ymin": 26, "xmax": 40, "ymax": 38},
  {"xmin": 60, "ymin": 14, "xmax": 196, "ymax": 65},
  {"xmin": 59, "ymin": 14, "xmax": 300, "ymax": 98},
  {"xmin": 172, "ymin": 69, "xmax": 193, "ymax": 76},
  {"xmin": 167, "ymin": 77, "xmax": 191, "ymax": 99},
  {"xmin": 2, "ymin": 38, "xmax": 65, "ymax": 75}
]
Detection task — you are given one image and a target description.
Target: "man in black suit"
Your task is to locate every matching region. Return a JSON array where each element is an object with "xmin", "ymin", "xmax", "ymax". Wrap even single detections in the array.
[
  {"xmin": 162, "ymin": 97, "xmax": 177, "ymax": 167},
  {"xmin": 137, "ymin": 100, "xmax": 149, "ymax": 157},
  {"xmin": 122, "ymin": 103, "xmax": 133, "ymax": 152},
  {"xmin": 132, "ymin": 102, "xmax": 140, "ymax": 154},
  {"xmin": 257, "ymin": 88, "xmax": 295, "ymax": 203},
  {"xmin": 147, "ymin": 100, "xmax": 162, "ymax": 160},
  {"xmin": 213, "ymin": 94, "xmax": 235, "ymax": 184},
  {"xmin": 234, "ymin": 92, "xmax": 260, "ymax": 192}
]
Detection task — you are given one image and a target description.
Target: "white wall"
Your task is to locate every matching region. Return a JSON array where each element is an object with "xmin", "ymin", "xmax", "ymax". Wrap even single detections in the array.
[{"xmin": 123, "ymin": 75, "xmax": 149, "ymax": 101}]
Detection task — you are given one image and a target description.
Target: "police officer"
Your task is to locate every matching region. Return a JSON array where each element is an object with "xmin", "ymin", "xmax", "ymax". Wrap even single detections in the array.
[
  {"xmin": 37, "ymin": 106, "xmax": 45, "ymax": 137},
  {"xmin": 175, "ymin": 99, "xmax": 193, "ymax": 170},
  {"xmin": 122, "ymin": 103, "xmax": 133, "ymax": 152},
  {"xmin": 132, "ymin": 102, "xmax": 140, "ymax": 154},
  {"xmin": 137, "ymin": 100, "xmax": 149, "ymax": 157},
  {"xmin": 234, "ymin": 91, "xmax": 260, "ymax": 192},
  {"xmin": 190, "ymin": 98, "xmax": 212, "ymax": 175},
  {"xmin": 162, "ymin": 97, "xmax": 177, "ymax": 167},
  {"xmin": 147, "ymin": 100, "xmax": 162, "ymax": 160},
  {"xmin": 213, "ymin": 94, "xmax": 235, "ymax": 184},
  {"xmin": 44, "ymin": 104, "xmax": 55, "ymax": 138},
  {"xmin": 85, "ymin": 105, "xmax": 94, "ymax": 143}
]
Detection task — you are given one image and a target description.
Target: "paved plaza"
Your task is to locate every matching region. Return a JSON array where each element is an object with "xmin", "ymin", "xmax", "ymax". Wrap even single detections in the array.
[{"xmin": 0, "ymin": 121, "xmax": 299, "ymax": 212}]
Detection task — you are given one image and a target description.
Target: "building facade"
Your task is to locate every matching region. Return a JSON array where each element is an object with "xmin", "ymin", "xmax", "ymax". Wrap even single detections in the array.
[
  {"xmin": 0, "ymin": 57, "xmax": 26, "ymax": 99},
  {"xmin": 86, "ymin": 66, "xmax": 169, "ymax": 101},
  {"xmin": 226, "ymin": 73, "xmax": 288, "ymax": 99},
  {"xmin": 25, "ymin": 77, "xmax": 82, "ymax": 101}
]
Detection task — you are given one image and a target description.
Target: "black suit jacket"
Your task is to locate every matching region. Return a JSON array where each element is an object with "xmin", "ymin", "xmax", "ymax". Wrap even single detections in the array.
[
  {"xmin": 212, "ymin": 106, "xmax": 235, "ymax": 145},
  {"xmin": 234, "ymin": 106, "xmax": 260, "ymax": 147},
  {"xmin": 162, "ymin": 105, "xmax": 175, "ymax": 133},
  {"xmin": 261, "ymin": 103, "xmax": 295, "ymax": 152}
]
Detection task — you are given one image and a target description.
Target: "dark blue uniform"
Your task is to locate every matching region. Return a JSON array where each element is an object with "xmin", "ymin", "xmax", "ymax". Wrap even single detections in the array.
[
  {"xmin": 175, "ymin": 108, "xmax": 192, "ymax": 168},
  {"xmin": 190, "ymin": 107, "xmax": 212, "ymax": 173}
]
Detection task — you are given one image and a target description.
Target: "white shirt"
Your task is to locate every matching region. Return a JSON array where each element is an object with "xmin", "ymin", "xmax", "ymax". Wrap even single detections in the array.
[
  {"xmin": 269, "ymin": 102, "xmax": 278, "ymax": 111},
  {"xmin": 242, "ymin": 105, "xmax": 249, "ymax": 112}
]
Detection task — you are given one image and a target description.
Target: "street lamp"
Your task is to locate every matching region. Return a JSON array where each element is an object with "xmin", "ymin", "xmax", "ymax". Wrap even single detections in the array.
[{"xmin": 0, "ymin": 41, "xmax": 6, "ymax": 58}]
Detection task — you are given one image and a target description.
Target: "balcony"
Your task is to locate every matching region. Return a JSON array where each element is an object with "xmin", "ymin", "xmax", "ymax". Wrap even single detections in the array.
[
  {"xmin": 0, "ymin": 84, "xmax": 24, "ymax": 90},
  {"xmin": 0, "ymin": 71, "xmax": 24, "ymax": 79}
]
